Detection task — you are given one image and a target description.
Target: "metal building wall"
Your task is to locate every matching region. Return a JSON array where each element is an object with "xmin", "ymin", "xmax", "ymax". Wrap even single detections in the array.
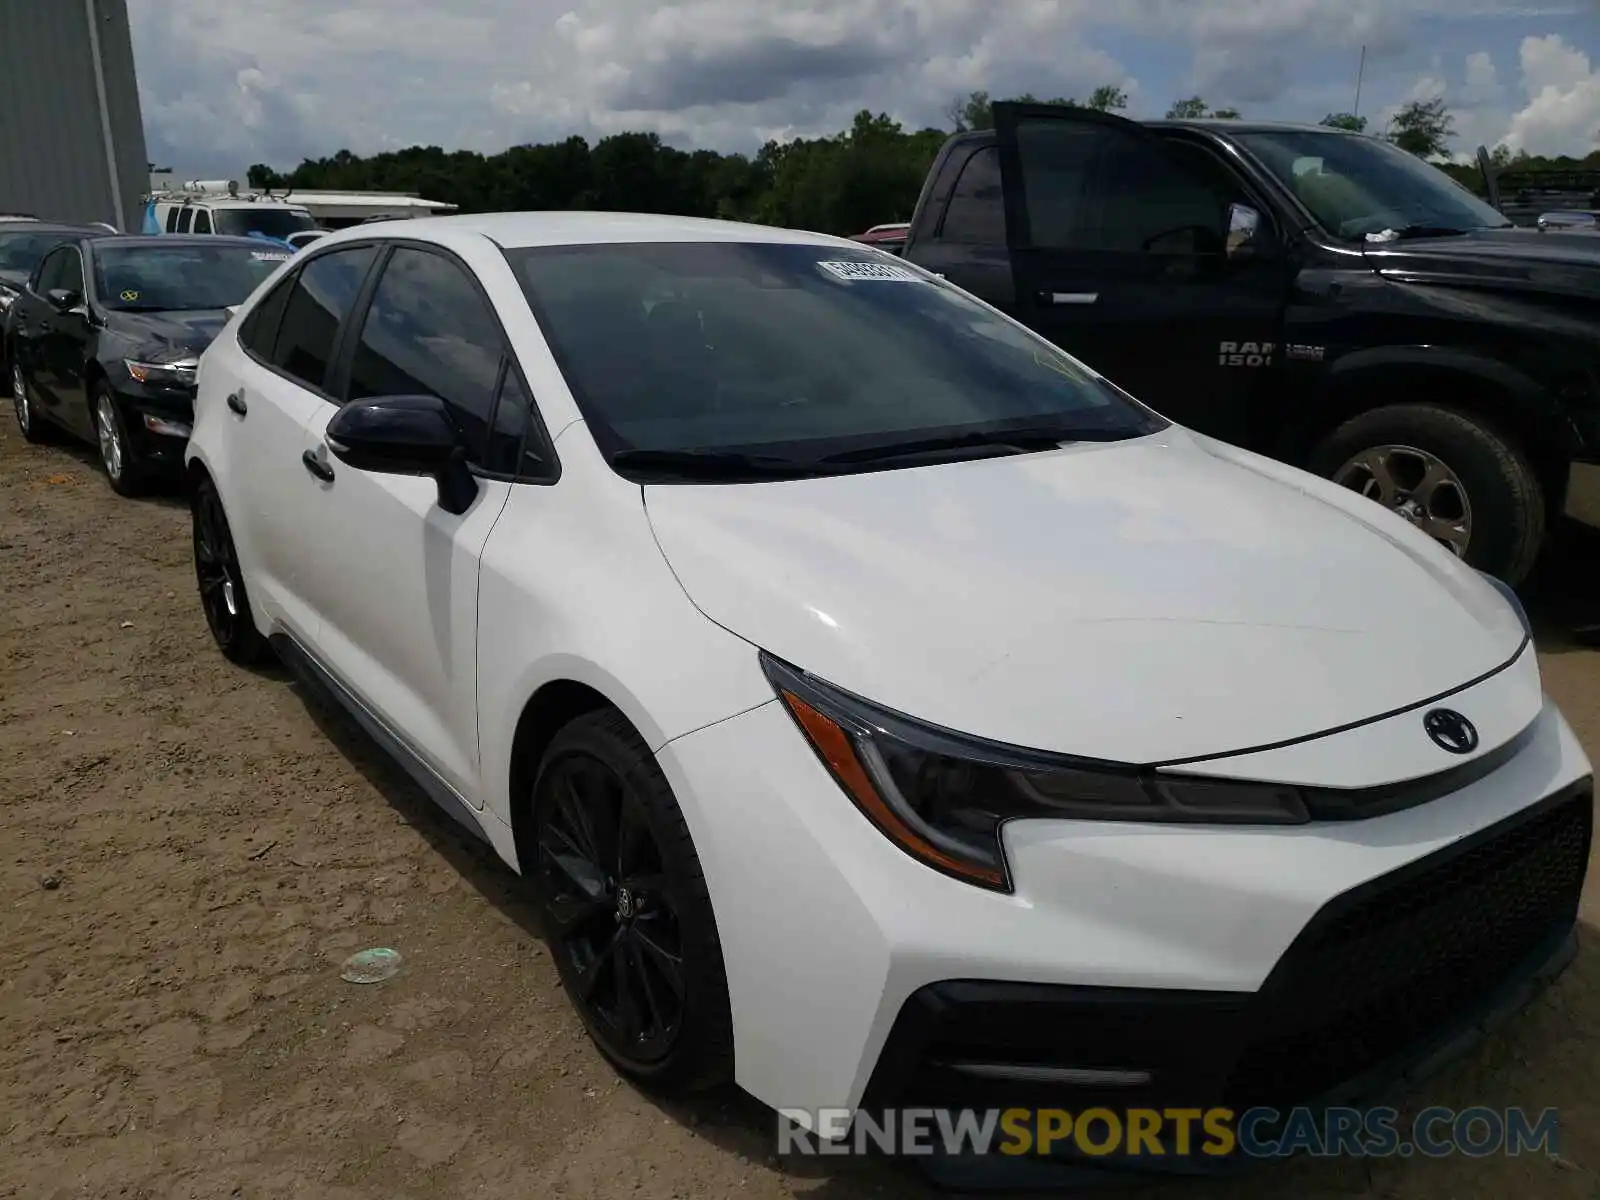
[{"xmin": 0, "ymin": 0, "xmax": 150, "ymax": 229}]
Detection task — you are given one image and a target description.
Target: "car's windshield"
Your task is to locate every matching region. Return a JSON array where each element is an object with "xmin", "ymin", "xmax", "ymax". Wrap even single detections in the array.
[
  {"xmin": 211, "ymin": 207, "xmax": 316, "ymax": 239},
  {"xmin": 1233, "ymin": 130, "xmax": 1510, "ymax": 241},
  {"xmin": 508, "ymin": 241, "xmax": 1166, "ymax": 478},
  {"xmin": 0, "ymin": 229, "xmax": 79, "ymax": 275},
  {"xmin": 94, "ymin": 243, "xmax": 292, "ymax": 311}
]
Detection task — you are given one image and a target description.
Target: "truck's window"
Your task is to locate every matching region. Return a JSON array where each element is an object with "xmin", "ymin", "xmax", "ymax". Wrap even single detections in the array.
[
  {"xmin": 193, "ymin": 209, "xmax": 212, "ymax": 234},
  {"xmin": 509, "ymin": 240, "xmax": 1167, "ymax": 479},
  {"xmin": 1014, "ymin": 119, "xmax": 1224, "ymax": 254},
  {"xmin": 940, "ymin": 146, "xmax": 1005, "ymax": 245},
  {"xmin": 176, "ymin": 208, "xmax": 194, "ymax": 233},
  {"xmin": 163, "ymin": 207, "xmax": 180, "ymax": 233},
  {"xmin": 1232, "ymin": 130, "xmax": 1509, "ymax": 240}
]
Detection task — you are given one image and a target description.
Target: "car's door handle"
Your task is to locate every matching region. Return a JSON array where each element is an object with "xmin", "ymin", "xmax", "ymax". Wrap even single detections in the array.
[
  {"xmin": 1041, "ymin": 292, "xmax": 1099, "ymax": 306},
  {"xmin": 301, "ymin": 449, "xmax": 334, "ymax": 482},
  {"xmin": 225, "ymin": 389, "xmax": 247, "ymax": 416}
]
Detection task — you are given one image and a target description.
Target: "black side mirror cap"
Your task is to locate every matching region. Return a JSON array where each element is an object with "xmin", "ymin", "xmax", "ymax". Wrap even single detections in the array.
[{"xmin": 325, "ymin": 393, "xmax": 478, "ymax": 514}]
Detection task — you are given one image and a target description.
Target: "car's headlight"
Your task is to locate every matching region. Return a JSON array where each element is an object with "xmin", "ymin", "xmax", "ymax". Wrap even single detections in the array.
[
  {"xmin": 0, "ymin": 287, "xmax": 16, "ymax": 314},
  {"xmin": 761, "ymin": 653, "xmax": 1309, "ymax": 893},
  {"xmin": 125, "ymin": 356, "xmax": 198, "ymax": 387}
]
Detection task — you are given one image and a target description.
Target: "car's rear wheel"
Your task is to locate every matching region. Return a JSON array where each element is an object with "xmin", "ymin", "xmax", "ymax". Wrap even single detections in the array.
[
  {"xmin": 192, "ymin": 476, "xmax": 271, "ymax": 666},
  {"xmin": 93, "ymin": 383, "xmax": 144, "ymax": 496},
  {"xmin": 12, "ymin": 360, "xmax": 47, "ymax": 443},
  {"xmin": 1310, "ymin": 403, "xmax": 1544, "ymax": 586},
  {"xmin": 531, "ymin": 709, "xmax": 733, "ymax": 1092}
]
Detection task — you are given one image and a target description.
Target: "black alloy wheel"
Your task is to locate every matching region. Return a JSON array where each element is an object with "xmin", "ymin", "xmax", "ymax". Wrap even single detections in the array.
[
  {"xmin": 532, "ymin": 710, "xmax": 733, "ymax": 1090},
  {"xmin": 192, "ymin": 477, "xmax": 270, "ymax": 665}
]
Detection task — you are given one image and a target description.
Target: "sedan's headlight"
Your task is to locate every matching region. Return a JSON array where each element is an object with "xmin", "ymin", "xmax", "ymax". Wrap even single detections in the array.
[
  {"xmin": 0, "ymin": 287, "xmax": 16, "ymax": 314},
  {"xmin": 762, "ymin": 652, "xmax": 1309, "ymax": 892},
  {"xmin": 125, "ymin": 356, "xmax": 198, "ymax": 387}
]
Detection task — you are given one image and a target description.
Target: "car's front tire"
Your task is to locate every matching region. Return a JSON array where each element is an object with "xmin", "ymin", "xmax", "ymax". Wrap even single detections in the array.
[
  {"xmin": 12, "ymin": 359, "xmax": 48, "ymax": 444},
  {"xmin": 191, "ymin": 475, "xmax": 271, "ymax": 666},
  {"xmin": 530, "ymin": 709, "xmax": 734, "ymax": 1093},
  {"xmin": 1311, "ymin": 403, "xmax": 1544, "ymax": 586},
  {"xmin": 91, "ymin": 382, "xmax": 145, "ymax": 496}
]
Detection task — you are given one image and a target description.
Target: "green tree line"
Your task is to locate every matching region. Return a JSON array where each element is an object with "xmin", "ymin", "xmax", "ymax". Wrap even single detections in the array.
[{"xmin": 247, "ymin": 91, "xmax": 1599, "ymax": 237}]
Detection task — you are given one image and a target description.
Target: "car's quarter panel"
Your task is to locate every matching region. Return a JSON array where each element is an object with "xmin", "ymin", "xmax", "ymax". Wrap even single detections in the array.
[
  {"xmin": 474, "ymin": 428, "xmax": 780, "ymax": 837},
  {"xmin": 662, "ymin": 693, "xmax": 1590, "ymax": 1121},
  {"xmin": 643, "ymin": 425, "xmax": 1528, "ymax": 767}
]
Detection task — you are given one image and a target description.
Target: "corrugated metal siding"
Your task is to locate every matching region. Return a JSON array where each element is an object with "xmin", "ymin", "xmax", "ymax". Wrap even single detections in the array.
[{"xmin": 0, "ymin": 0, "xmax": 149, "ymax": 229}]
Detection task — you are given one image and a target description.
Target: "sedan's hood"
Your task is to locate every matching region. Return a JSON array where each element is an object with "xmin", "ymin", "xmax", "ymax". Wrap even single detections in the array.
[
  {"xmin": 105, "ymin": 308, "xmax": 231, "ymax": 357},
  {"xmin": 645, "ymin": 429, "xmax": 1527, "ymax": 765},
  {"xmin": 0, "ymin": 268, "xmax": 27, "ymax": 292}
]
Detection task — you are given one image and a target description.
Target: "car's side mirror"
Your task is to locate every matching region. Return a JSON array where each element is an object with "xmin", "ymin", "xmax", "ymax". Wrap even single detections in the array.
[
  {"xmin": 1224, "ymin": 203, "xmax": 1263, "ymax": 260},
  {"xmin": 46, "ymin": 287, "xmax": 81, "ymax": 312},
  {"xmin": 325, "ymin": 393, "xmax": 479, "ymax": 515}
]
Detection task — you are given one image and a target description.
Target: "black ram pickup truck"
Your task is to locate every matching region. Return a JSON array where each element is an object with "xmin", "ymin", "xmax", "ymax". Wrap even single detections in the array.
[{"xmin": 901, "ymin": 103, "xmax": 1600, "ymax": 585}]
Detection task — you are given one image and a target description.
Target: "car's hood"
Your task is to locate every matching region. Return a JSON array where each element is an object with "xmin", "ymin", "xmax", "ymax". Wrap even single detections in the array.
[
  {"xmin": 1363, "ymin": 226, "xmax": 1600, "ymax": 300},
  {"xmin": 644, "ymin": 428, "xmax": 1528, "ymax": 765},
  {"xmin": 0, "ymin": 268, "xmax": 27, "ymax": 292},
  {"xmin": 104, "ymin": 308, "xmax": 231, "ymax": 357}
]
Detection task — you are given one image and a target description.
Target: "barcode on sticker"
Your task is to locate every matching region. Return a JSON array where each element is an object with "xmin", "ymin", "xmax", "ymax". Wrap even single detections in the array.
[{"xmin": 817, "ymin": 260, "xmax": 922, "ymax": 282}]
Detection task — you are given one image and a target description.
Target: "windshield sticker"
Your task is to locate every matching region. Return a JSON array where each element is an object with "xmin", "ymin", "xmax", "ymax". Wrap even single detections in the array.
[
  {"xmin": 250, "ymin": 251, "xmax": 291, "ymax": 262},
  {"xmin": 816, "ymin": 259, "xmax": 923, "ymax": 283},
  {"xmin": 119, "ymin": 289, "xmax": 139, "ymax": 302}
]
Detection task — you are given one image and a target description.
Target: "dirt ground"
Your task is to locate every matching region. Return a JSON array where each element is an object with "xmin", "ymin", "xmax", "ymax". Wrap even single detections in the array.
[{"xmin": 2, "ymin": 414, "xmax": 1599, "ymax": 1200}]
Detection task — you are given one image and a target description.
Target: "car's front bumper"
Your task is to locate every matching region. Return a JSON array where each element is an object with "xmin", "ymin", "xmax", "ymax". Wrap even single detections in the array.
[
  {"xmin": 659, "ymin": 672, "xmax": 1592, "ymax": 1132},
  {"xmin": 115, "ymin": 385, "xmax": 193, "ymax": 474}
]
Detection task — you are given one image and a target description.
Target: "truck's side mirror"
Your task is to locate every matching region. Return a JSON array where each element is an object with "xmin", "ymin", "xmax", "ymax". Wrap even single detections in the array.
[{"xmin": 1225, "ymin": 204, "xmax": 1262, "ymax": 260}]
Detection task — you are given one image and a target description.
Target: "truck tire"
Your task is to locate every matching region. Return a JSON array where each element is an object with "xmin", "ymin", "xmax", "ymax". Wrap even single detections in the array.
[{"xmin": 1309, "ymin": 403, "xmax": 1544, "ymax": 586}]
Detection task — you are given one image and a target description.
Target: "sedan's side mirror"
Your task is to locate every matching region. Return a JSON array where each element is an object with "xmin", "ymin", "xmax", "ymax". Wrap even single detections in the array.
[
  {"xmin": 46, "ymin": 287, "xmax": 81, "ymax": 312},
  {"xmin": 325, "ymin": 393, "xmax": 478, "ymax": 515},
  {"xmin": 1225, "ymin": 203, "xmax": 1263, "ymax": 260}
]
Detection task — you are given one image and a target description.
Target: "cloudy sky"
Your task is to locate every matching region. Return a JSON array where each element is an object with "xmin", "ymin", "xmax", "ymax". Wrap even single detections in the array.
[{"xmin": 128, "ymin": 0, "xmax": 1600, "ymax": 176}]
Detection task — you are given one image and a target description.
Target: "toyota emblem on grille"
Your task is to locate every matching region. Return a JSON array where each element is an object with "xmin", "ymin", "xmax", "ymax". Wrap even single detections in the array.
[{"xmin": 1423, "ymin": 708, "xmax": 1479, "ymax": 754}]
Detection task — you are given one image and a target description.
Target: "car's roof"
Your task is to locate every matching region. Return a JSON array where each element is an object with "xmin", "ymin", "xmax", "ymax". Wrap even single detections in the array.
[
  {"xmin": 1151, "ymin": 119, "xmax": 1361, "ymax": 136},
  {"xmin": 0, "ymin": 221, "xmax": 99, "ymax": 235},
  {"xmin": 176, "ymin": 198, "xmax": 310, "ymax": 211},
  {"xmin": 90, "ymin": 234, "xmax": 283, "ymax": 251},
  {"xmin": 326, "ymin": 210, "xmax": 863, "ymax": 251}
]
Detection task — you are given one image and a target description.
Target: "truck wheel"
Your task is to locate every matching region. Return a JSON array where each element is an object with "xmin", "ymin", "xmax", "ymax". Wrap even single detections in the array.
[{"xmin": 1309, "ymin": 404, "xmax": 1544, "ymax": 586}]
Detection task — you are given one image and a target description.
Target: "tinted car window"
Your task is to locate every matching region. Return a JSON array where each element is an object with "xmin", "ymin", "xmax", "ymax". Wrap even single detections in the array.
[
  {"xmin": 164, "ymin": 207, "xmax": 181, "ymax": 233},
  {"xmin": 941, "ymin": 146, "xmax": 1005, "ymax": 245},
  {"xmin": 269, "ymin": 245, "xmax": 378, "ymax": 392},
  {"xmin": 176, "ymin": 208, "xmax": 194, "ymax": 233},
  {"xmin": 239, "ymin": 272, "xmax": 295, "ymax": 358},
  {"xmin": 193, "ymin": 209, "xmax": 212, "ymax": 234},
  {"xmin": 36, "ymin": 246, "xmax": 83, "ymax": 295},
  {"xmin": 346, "ymin": 247, "xmax": 506, "ymax": 462},
  {"xmin": 0, "ymin": 230, "xmax": 78, "ymax": 278},
  {"xmin": 510, "ymin": 241, "xmax": 1165, "ymax": 473},
  {"xmin": 1013, "ymin": 120, "xmax": 1100, "ymax": 247},
  {"xmin": 487, "ymin": 365, "xmax": 536, "ymax": 476},
  {"xmin": 95, "ymin": 243, "xmax": 292, "ymax": 311},
  {"xmin": 1090, "ymin": 138, "xmax": 1226, "ymax": 253}
]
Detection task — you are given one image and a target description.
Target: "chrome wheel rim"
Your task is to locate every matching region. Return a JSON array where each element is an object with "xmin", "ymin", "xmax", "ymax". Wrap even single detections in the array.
[
  {"xmin": 96, "ymin": 393, "xmax": 122, "ymax": 481},
  {"xmin": 1332, "ymin": 443, "xmax": 1471, "ymax": 557},
  {"xmin": 11, "ymin": 363, "xmax": 27, "ymax": 432}
]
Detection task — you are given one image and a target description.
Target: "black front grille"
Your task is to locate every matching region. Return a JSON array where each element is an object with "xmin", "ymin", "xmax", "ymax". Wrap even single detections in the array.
[{"xmin": 1225, "ymin": 785, "xmax": 1592, "ymax": 1108}]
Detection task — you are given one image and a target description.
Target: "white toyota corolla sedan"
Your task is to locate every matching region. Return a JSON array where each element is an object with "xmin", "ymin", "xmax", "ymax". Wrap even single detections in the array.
[{"xmin": 185, "ymin": 212, "xmax": 1593, "ymax": 1138}]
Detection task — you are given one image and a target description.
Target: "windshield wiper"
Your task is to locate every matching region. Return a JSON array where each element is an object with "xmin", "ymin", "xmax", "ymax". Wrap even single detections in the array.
[
  {"xmin": 818, "ymin": 427, "xmax": 1082, "ymax": 466},
  {"xmin": 609, "ymin": 448, "xmax": 834, "ymax": 480}
]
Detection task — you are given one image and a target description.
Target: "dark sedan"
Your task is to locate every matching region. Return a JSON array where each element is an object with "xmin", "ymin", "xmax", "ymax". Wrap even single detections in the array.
[
  {"xmin": 0, "ymin": 221, "xmax": 105, "ymax": 369},
  {"xmin": 7, "ymin": 235, "xmax": 292, "ymax": 494}
]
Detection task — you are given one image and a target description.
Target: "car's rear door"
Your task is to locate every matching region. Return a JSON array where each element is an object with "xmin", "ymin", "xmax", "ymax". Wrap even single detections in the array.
[
  {"xmin": 216, "ymin": 241, "xmax": 381, "ymax": 641},
  {"xmin": 992, "ymin": 103, "xmax": 1293, "ymax": 446},
  {"xmin": 291, "ymin": 241, "xmax": 535, "ymax": 806}
]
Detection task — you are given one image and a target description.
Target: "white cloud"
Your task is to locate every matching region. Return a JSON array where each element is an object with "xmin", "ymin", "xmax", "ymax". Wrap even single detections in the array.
[
  {"xmin": 1502, "ymin": 34, "xmax": 1600, "ymax": 153},
  {"xmin": 124, "ymin": 0, "xmax": 1600, "ymax": 173}
]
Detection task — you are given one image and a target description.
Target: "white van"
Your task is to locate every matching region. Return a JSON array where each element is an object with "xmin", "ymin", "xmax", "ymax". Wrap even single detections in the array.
[{"xmin": 142, "ymin": 181, "xmax": 317, "ymax": 248}]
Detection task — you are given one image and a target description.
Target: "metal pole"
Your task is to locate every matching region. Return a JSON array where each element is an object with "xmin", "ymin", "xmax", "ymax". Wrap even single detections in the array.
[
  {"xmin": 83, "ymin": 0, "xmax": 126, "ymax": 230},
  {"xmin": 1353, "ymin": 45, "xmax": 1367, "ymax": 121}
]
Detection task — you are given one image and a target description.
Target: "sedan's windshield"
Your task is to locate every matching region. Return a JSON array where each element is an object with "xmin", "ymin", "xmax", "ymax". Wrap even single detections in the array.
[
  {"xmin": 94, "ymin": 243, "xmax": 292, "ymax": 311},
  {"xmin": 0, "ymin": 229, "xmax": 79, "ymax": 275},
  {"xmin": 1234, "ymin": 130, "xmax": 1510, "ymax": 241},
  {"xmin": 508, "ymin": 241, "xmax": 1166, "ymax": 479},
  {"xmin": 212, "ymin": 208, "xmax": 316, "ymax": 239}
]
